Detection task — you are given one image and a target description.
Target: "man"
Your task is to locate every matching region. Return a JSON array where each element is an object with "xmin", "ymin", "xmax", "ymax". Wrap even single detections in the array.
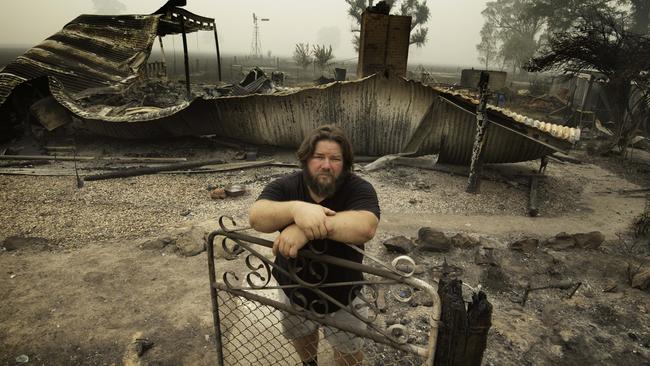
[{"xmin": 249, "ymin": 125, "xmax": 380, "ymax": 366}]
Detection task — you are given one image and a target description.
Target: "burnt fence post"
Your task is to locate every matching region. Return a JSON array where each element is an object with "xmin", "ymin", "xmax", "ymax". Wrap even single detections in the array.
[
  {"xmin": 466, "ymin": 71, "xmax": 491, "ymax": 194},
  {"xmin": 434, "ymin": 276, "xmax": 492, "ymax": 366}
]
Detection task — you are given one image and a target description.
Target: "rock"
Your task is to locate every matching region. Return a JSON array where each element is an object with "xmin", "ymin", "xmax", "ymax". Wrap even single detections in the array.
[
  {"xmin": 383, "ymin": 236, "xmax": 415, "ymax": 254},
  {"xmin": 509, "ymin": 238, "xmax": 539, "ymax": 252},
  {"xmin": 410, "ymin": 290, "xmax": 434, "ymax": 307},
  {"xmin": 139, "ymin": 236, "xmax": 174, "ymax": 250},
  {"xmin": 632, "ymin": 269, "xmax": 650, "ymax": 291},
  {"xmin": 543, "ymin": 232, "xmax": 576, "ymax": 250},
  {"xmin": 174, "ymin": 226, "xmax": 207, "ymax": 256},
  {"xmin": 481, "ymin": 265, "xmax": 510, "ymax": 292},
  {"xmin": 450, "ymin": 233, "xmax": 480, "ymax": 249},
  {"xmin": 417, "ymin": 227, "xmax": 451, "ymax": 252},
  {"xmin": 210, "ymin": 188, "xmax": 227, "ymax": 199},
  {"xmin": 474, "ymin": 247, "xmax": 497, "ymax": 266},
  {"xmin": 2, "ymin": 236, "xmax": 50, "ymax": 251},
  {"xmin": 573, "ymin": 231, "xmax": 605, "ymax": 249}
]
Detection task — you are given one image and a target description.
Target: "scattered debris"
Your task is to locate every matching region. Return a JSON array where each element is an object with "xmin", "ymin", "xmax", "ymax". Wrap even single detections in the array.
[
  {"xmin": 508, "ymin": 238, "xmax": 540, "ymax": 252},
  {"xmin": 515, "ymin": 281, "xmax": 582, "ymax": 306},
  {"xmin": 133, "ymin": 338, "xmax": 154, "ymax": 357},
  {"xmin": 210, "ymin": 188, "xmax": 227, "ymax": 200},
  {"xmin": 224, "ymin": 184, "xmax": 247, "ymax": 197},
  {"xmin": 573, "ymin": 231, "xmax": 605, "ymax": 249},
  {"xmin": 542, "ymin": 231, "xmax": 605, "ymax": 250},
  {"xmin": 416, "ymin": 227, "xmax": 451, "ymax": 252},
  {"xmin": 631, "ymin": 268, "xmax": 650, "ymax": 291},
  {"xmin": 382, "ymin": 235, "xmax": 415, "ymax": 254},
  {"xmin": 474, "ymin": 247, "xmax": 497, "ymax": 266},
  {"xmin": 450, "ymin": 233, "xmax": 481, "ymax": 249},
  {"xmin": 1, "ymin": 236, "xmax": 51, "ymax": 251},
  {"xmin": 173, "ymin": 225, "xmax": 207, "ymax": 257},
  {"xmin": 139, "ymin": 237, "xmax": 174, "ymax": 251}
]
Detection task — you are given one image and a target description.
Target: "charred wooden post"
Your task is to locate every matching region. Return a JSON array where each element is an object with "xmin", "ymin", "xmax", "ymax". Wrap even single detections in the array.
[
  {"xmin": 528, "ymin": 175, "xmax": 539, "ymax": 217},
  {"xmin": 466, "ymin": 71, "xmax": 491, "ymax": 194},
  {"xmin": 179, "ymin": 15, "xmax": 191, "ymax": 98},
  {"xmin": 213, "ymin": 26, "xmax": 222, "ymax": 82},
  {"xmin": 459, "ymin": 292, "xmax": 492, "ymax": 365},
  {"xmin": 434, "ymin": 277, "xmax": 467, "ymax": 366},
  {"xmin": 434, "ymin": 272, "xmax": 492, "ymax": 366}
]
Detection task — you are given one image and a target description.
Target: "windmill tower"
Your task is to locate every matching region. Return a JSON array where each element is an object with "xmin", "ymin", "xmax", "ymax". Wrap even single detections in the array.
[{"xmin": 250, "ymin": 13, "xmax": 269, "ymax": 57}]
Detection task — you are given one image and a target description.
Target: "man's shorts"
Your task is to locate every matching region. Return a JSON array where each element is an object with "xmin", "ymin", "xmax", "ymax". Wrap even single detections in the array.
[{"xmin": 277, "ymin": 289, "xmax": 367, "ymax": 354}]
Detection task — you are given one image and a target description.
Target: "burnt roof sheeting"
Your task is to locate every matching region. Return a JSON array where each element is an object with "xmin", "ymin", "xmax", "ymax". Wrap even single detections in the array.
[
  {"xmin": 157, "ymin": 8, "xmax": 215, "ymax": 35},
  {"xmin": 0, "ymin": 14, "xmax": 160, "ymax": 107},
  {"xmin": 66, "ymin": 74, "xmax": 574, "ymax": 164}
]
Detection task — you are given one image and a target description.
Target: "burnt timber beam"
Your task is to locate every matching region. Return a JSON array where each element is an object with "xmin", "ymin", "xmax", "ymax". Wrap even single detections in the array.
[{"xmin": 213, "ymin": 26, "xmax": 222, "ymax": 82}]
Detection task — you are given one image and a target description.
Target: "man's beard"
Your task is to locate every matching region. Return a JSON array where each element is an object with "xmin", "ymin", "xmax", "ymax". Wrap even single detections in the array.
[{"xmin": 303, "ymin": 168, "xmax": 347, "ymax": 199}]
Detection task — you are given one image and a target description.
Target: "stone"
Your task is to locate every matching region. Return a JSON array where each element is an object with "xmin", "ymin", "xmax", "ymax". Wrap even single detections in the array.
[
  {"xmin": 543, "ymin": 232, "xmax": 576, "ymax": 250},
  {"xmin": 410, "ymin": 290, "xmax": 434, "ymax": 307},
  {"xmin": 631, "ymin": 269, "xmax": 650, "ymax": 291},
  {"xmin": 139, "ymin": 236, "xmax": 174, "ymax": 250},
  {"xmin": 450, "ymin": 233, "xmax": 480, "ymax": 249},
  {"xmin": 474, "ymin": 247, "xmax": 497, "ymax": 266},
  {"xmin": 174, "ymin": 225, "xmax": 207, "ymax": 256},
  {"xmin": 509, "ymin": 238, "xmax": 539, "ymax": 252},
  {"xmin": 210, "ymin": 188, "xmax": 227, "ymax": 200},
  {"xmin": 417, "ymin": 227, "xmax": 451, "ymax": 252},
  {"xmin": 573, "ymin": 231, "xmax": 605, "ymax": 249},
  {"xmin": 383, "ymin": 236, "xmax": 415, "ymax": 254},
  {"xmin": 2, "ymin": 236, "xmax": 50, "ymax": 251}
]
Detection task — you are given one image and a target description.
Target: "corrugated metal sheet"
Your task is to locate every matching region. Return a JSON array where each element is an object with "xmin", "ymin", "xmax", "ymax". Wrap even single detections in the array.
[
  {"xmin": 0, "ymin": 14, "xmax": 160, "ymax": 107},
  {"xmin": 66, "ymin": 74, "xmax": 573, "ymax": 164}
]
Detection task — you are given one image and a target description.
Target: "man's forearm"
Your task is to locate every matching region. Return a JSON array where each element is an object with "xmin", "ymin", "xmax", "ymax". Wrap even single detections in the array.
[
  {"xmin": 249, "ymin": 200, "xmax": 297, "ymax": 232},
  {"xmin": 325, "ymin": 211, "xmax": 378, "ymax": 245}
]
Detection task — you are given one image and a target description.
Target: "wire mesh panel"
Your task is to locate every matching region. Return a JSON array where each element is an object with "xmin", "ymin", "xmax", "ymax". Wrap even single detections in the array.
[{"xmin": 207, "ymin": 217, "xmax": 441, "ymax": 366}]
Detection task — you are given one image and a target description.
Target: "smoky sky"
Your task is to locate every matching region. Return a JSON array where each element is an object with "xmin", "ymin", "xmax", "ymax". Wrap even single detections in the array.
[
  {"xmin": 316, "ymin": 26, "xmax": 342, "ymax": 51},
  {"xmin": 92, "ymin": 0, "xmax": 126, "ymax": 15},
  {"xmin": 0, "ymin": 0, "xmax": 489, "ymax": 67}
]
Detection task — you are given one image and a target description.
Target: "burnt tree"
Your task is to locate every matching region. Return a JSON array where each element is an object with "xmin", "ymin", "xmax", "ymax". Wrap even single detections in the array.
[{"xmin": 526, "ymin": 10, "xmax": 650, "ymax": 154}]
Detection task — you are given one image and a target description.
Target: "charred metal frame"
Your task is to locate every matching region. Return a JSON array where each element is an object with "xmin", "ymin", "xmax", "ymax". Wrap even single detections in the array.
[
  {"xmin": 206, "ymin": 216, "xmax": 442, "ymax": 366},
  {"xmin": 157, "ymin": 7, "xmax": 223, "ymax": 96}
]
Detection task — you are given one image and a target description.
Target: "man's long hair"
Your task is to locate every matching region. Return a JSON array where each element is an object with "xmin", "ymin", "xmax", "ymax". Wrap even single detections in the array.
[{"xmin": 296, "ymin": 125, "xmax": 354, "ymax": 172}]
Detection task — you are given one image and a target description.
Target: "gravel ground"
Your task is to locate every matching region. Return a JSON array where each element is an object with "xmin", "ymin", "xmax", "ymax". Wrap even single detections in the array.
[{"xmin": 0, "ymin": 154, "xmax": 588, "ymax": 248}]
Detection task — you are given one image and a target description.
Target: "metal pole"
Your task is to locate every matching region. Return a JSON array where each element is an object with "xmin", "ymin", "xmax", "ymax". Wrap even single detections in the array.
[
  {"xmin": 466, "ymin": 71, "xmax": 491, "ymax": 193},
  {"xmin": 206, "ymin": 232, "xmax": 225, "ymax": 366},
  {"xmin": 179, "ymin": 15, "xmax": 191, "ymax": 98},
  {"xmin": 213, "ymin": 25, "xmax": 222, "ymax": 82}
]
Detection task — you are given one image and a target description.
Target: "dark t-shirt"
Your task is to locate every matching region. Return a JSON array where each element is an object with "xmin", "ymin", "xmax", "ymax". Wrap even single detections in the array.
[{"xmin": 257, "ymin": 171, "xmax": 380, "ymax": 313}]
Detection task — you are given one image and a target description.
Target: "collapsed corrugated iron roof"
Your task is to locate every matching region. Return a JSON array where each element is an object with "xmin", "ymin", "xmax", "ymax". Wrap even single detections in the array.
[{"xmin": 0, "ymin": 7, "xmax": 579, "ymax": 165}]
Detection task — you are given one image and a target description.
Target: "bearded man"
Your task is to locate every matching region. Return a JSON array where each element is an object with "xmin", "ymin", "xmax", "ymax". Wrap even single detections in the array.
[{"xmin": 249, "ymin": 125, "xmax": 380, "ymax": 366}]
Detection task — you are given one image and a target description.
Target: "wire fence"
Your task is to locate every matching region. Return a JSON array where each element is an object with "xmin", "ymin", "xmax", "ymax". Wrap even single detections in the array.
[{"xmin": 216, "ymin": 288, "xmax": 425, "ymax": 366}]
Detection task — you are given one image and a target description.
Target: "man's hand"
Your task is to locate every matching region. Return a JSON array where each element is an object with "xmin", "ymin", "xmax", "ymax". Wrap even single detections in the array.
[
  {"xmin": 291, "ymin": 202, "xmax": 336, "ymax": 240},
  {"xmin": 273, "ymin": 224, "xmax": 309, "ymax": 258}
]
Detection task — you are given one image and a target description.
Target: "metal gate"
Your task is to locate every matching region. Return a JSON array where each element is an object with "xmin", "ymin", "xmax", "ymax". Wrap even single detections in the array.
[{"xmin": 207, "ymin": 217, "xmax": 441, "ymax": 366}]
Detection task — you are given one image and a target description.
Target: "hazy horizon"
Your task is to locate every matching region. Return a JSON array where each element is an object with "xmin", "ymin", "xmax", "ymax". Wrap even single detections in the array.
[{"xmin": 0, "ymin": 1, "xmax": 489, "ymax": 68}]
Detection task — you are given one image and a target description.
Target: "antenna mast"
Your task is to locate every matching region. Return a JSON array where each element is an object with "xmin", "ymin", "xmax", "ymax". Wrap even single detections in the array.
[{"xmin": 250, "ymin": 13, "xmax": 269, "ymax": 57}]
